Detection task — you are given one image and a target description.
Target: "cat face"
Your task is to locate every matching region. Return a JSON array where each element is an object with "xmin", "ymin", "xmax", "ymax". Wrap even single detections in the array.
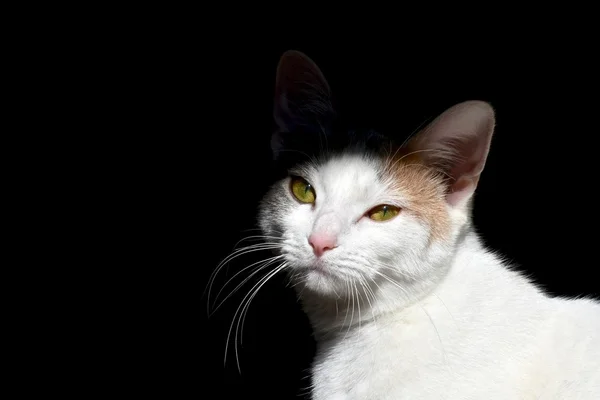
[
  {"xmin": 260, "ymin": 151, "xmax": 449, "ymax": 296},
  {"xmin": 259, "ymin": 51, "xmax": 495, "ymax": 298}
]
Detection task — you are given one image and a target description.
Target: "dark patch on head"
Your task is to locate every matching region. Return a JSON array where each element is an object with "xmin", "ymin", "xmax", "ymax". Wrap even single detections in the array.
[
  {"xmin": 270, "ymin": 51, "xmax": 399, "ymax": 181},
  {"xmin": 271, "ymin": 122, "xmax": 392, "ymax": 177}
]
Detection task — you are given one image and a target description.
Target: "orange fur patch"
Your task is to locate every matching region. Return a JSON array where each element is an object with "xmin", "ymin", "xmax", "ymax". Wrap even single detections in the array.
[{"xmin": 382, "ymin": 148, "xmax": 451, "ymax": 242}]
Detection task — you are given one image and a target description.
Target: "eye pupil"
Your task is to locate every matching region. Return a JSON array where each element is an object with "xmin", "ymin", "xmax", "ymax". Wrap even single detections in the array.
[{"xmin": 368, "ymin": 204, "xmax": 400, "ymax": 222}]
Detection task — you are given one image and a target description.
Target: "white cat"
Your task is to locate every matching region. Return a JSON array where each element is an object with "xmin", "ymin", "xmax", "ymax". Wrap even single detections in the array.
[{"xmin": 257, "ymin": 51, "xmax": 600, "ymax": 399}]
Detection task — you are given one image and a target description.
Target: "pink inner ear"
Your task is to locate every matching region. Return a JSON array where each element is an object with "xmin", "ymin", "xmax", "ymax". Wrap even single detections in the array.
[
  {"xmin": 446, "ymin": 177, "xmax": 476, "ymax": 207},
  {"xmin": 445, "ymin": 134, "xmax": 490, "ymax": 181},
  {"xmin": 408, "ymin": 101, "xmax": 496, "ymax": 207}
]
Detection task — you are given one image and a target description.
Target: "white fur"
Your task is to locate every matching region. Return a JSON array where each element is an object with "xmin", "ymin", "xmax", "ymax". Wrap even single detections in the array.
[
  {"xmin": 264, "ymin": 51, "xmax": 599, "ymax": 399},
  {"xmin": 308, "ymin": 231, "xmax": 600, "ymax": 399},
  {"xmin": 259, "ymin": 152, "xmax": 600, "ymax": 399}
]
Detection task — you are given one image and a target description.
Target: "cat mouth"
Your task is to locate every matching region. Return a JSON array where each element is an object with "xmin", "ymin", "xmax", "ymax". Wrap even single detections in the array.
[
  {"xmin": 290, "ymin": 254, "xmax": 337, "ymax": 277},
  {"xmin": 309, "ymin": 265, "xmax": 329, "ymax": 276},
  {"xmin": 306, "ymin": 259, "xmax": 334, "ymax": 276}
]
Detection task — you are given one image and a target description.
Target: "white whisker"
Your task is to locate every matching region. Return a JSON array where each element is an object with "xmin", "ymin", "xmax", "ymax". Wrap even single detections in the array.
[
  {"xmin": 355, "ymin": 280, "xmax": 362, "ymax": 330},
  {"xmin": 232, "ymin": 235, "xmax": 284, "ymax": 249},
  {"xmin": 343, "ymin": 278, "xmax": 355, "ymax": 341},
  {"xmin": 205, "ymin": 243, "xmax": 281, "ymax": 314},
  {"xmin": 225, "ymin": 262, "xmax": 288, "ymax": 373},
  {"xmin": 357, "ymin": 275, "xmax": 377, "ymax": 324},
  {"xmin": 210, "ymin": 255, "xmax": 284, "ymax": 315}
]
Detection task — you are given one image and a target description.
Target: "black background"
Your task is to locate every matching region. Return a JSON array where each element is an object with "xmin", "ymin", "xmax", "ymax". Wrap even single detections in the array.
[{"xmin": 123, "ymin": 38, "xmax": 599, "ymax": 399}]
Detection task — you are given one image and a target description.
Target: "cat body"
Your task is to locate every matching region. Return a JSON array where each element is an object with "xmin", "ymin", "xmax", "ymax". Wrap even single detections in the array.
[
  {"xmin": 308, "ymin": 232, "xmax": 600, "ymax": 399},
  {"xmin": 257, "ymin": 50, "xmax": 600, "ymax": 399}
]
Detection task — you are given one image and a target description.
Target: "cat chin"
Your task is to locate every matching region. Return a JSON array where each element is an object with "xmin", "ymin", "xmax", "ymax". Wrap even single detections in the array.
[{"xmin": 290, "ymin": 266, "xmax": 350, "ymax": 297}]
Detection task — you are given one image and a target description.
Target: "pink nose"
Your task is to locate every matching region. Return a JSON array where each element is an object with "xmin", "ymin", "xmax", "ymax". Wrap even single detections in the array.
[{"xmin": 308, "ymin": 232, "xmax": 337, "ymax": 257}]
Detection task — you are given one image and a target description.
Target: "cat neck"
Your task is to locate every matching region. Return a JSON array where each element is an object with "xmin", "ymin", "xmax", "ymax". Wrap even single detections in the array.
[{"xmin": 295, "ymin": 229, "xmax": 505, "ymax": 340}]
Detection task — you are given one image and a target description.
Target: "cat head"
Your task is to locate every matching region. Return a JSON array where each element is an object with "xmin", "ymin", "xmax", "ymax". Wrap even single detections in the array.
[{"xmin": 259, "ymin": 50, "xmax": 495, "ymax": 299}]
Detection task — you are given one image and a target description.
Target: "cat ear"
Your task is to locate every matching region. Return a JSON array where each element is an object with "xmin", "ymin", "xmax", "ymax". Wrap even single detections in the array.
[
  {"xmin": 407, "ymin": 101, "xmax": 496, "ymax": 207},
  {"xmin": 272, "ymin": 50, "xmax": 335, "ymax": 159}
]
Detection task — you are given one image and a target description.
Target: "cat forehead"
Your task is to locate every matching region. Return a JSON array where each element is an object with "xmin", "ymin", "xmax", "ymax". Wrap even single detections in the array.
[
  {"xmin": 317, "ymin": 154, "xmax": 381, "ymax": 185},
  {"xmin": 299, "ymin": 154, "xmax": 387, "ymax": 203}
]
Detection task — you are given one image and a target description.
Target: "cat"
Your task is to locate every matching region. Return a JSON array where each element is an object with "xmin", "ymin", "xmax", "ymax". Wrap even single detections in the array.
[{"xmin": 255, "ymin": 50, "xmax": 600, "ymax": 399}]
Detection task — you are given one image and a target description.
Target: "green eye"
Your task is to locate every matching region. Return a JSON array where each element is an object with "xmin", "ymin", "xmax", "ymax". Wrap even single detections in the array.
[
  {"xmin": 290, "ymin": 176, "xmax": 316, "ymax": 204},
  {"xmin": 368, "ymin": 204, "xmax": 401, "ymax": 222}
]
